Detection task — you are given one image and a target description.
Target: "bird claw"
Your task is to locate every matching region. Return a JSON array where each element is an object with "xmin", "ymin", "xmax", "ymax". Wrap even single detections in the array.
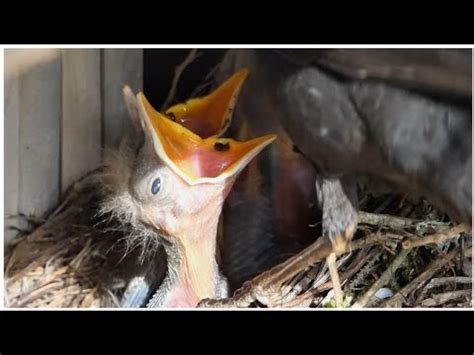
[{"xmin": 324, "ymin": 224, "xmax": 356, "ymax": 307}]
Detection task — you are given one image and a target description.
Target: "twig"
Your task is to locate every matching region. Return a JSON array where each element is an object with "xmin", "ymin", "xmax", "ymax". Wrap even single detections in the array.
[
  {"xmin": 161, "ymin": 49, "xmax": 199, "ymax": 111},
  {"xmin": 337, "ymin": 247, "xmax": 384, "ymax": 293},
  {"xmin": 358, "ymin": 211, "xmax": 422, "ymax": 228},
  {"xmin": 80, "ymin": 288, "xmax": 99, "ymax": 308},
  {"xmin": 352, "ymin": 249, "xmax": 411, "ymax": 308},
  {"xmin": 419, "ymin": 290, "xmax": 471, "ymax": 307},
  {"xmin": 348, "ymin": 248, "xmax": 386, "ymax": 291},
  {"xmin": 69, "ymin": 238, "xmax": 93, "ymax": 270},
  {"xmin": 402, "ymin": 223, "xmax": 469, "ymax": 249},
  {"xmin": 358, "ymin": 211, "xmax": 449, "ymax": 232},
  {"xmin": 423, "ymin": 276, "xmax": 472, "ymax": 289},
  {"xmin": 346, "ymin": 232, "xmax": 404, "ymax": 253}
]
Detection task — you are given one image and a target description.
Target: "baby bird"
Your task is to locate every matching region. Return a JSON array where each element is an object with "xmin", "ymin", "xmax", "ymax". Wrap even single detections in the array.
[{"xmin": 101, "ymin": 69, "xmax": 275, "ymax": 307}]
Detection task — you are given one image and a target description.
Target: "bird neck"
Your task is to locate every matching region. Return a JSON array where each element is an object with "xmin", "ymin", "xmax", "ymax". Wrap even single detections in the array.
[{"xmin": 159, "ymin": 202, "xmax": 224, "ymax": 308}]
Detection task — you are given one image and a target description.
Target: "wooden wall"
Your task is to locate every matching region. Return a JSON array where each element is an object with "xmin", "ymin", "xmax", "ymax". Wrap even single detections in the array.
[{"xmin": 4, "ymin": 48, "xmax": 143, "ymax": 245}]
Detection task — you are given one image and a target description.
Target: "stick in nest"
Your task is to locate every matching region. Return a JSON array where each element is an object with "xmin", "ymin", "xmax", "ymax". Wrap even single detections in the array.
[
  {"xmin": 418, "ymin": 289, "xmax": 471, "ymax": 307},
  {"xmin": 358, "ymin": 211, "xmax": 450, "ymax": 231},
  {"xmin": 402, "ymin": 223, "xmax": 470, "ymax": 249}
]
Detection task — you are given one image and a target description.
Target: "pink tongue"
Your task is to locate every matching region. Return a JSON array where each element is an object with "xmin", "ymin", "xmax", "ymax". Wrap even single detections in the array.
[
  {"xmin": 185, "ymin": 149, "xmax": 233, "ymax": 179},
  {"xmin": 178, "ymin": 116, "xmax": 216, "ymax": 139}
]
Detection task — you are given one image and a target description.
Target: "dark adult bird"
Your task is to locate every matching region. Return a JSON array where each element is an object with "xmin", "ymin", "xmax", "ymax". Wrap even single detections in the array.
[{"xmin": 216, "ymin": 49, "xmax": 472, "ymax": 306}]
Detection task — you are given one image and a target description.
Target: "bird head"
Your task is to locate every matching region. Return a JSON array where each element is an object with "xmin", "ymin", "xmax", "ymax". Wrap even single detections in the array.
[
  {"xmin": 131, "ymin": 96, "xmax": 276, "ymax": 234},
  {"xmin": 114, "ymin": 69, "xmax": 275, "ymax": 305},
  {"xmin": 128, "ymin": 69, "xmax": 275, "ymax": 236}
]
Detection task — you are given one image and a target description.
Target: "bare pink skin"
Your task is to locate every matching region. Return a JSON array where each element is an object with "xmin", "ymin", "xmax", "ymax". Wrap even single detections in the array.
[
  {"xmin": 162, "ymin": 277, "xmax": 200, "ymax": 308},
  {"xmin": 133, "ymin": 149, "xmax": 235, "ymax": 307},
  {"xmin": 159, "ymin": 220, "xmax": 221, "ymax": 308}
]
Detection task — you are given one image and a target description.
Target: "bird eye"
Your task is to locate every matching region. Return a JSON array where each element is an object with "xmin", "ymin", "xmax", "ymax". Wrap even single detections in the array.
[{"xmin": 151, "ymin": 177, "xmax": 161, "ymax": 195}]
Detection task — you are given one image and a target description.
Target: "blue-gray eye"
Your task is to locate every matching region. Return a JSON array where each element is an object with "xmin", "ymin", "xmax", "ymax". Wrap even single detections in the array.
[{"xmin": 151, "ymin": 178, "xmax": 161, "ymax": 195}]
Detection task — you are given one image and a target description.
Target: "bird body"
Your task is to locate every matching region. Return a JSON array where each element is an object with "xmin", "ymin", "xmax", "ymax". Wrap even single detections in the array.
[
  {"xmin": 216, "ymin": 49, "xmax": 471, "ymax": 298},
  {"xmin": 219, "ymin": 49, "xmax": 471, "ymax": 227}
]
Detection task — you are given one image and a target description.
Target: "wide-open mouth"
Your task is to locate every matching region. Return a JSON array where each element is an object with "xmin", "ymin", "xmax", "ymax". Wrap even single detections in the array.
[
  {"xmin": 136, "ymin": 91, "xmax": 276, "ymax": 185},
  {"xmin": 162, "ymin": 68, "xmax": 249, "ymax": 138}
]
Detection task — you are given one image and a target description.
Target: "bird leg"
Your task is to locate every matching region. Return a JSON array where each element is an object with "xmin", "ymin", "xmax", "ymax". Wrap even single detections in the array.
[{"xmin": 316, "ymin": 175, "xmax": 358, "ymax": 307}]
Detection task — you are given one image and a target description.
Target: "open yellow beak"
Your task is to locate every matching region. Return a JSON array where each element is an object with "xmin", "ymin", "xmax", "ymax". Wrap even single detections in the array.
[
  {"xmin": 163, "ymin": 68, "xmax": 249, "ymax": 138},
  {"xmin": 137, "ymin": 92, "xmax": 276, "ymax": 185}
]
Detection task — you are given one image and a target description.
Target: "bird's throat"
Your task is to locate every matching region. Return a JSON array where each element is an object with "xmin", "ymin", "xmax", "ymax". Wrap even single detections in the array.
[{"xmin": 162, "ymin": 211, "xmax": 222, "ymax": 308}]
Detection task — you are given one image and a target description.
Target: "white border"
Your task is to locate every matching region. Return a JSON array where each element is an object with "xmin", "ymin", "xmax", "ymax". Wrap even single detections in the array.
[
  {"xmin": 1, "ymin": 48, "xmax": 5, "ymax": 309},
  {"xmin": 1, "ymin": 44, "xmax": 474, "ymax": 49}
]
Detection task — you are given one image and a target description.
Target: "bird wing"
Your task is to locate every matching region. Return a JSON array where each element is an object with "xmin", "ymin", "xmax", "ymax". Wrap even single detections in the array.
[{"xmin": 274, "ymin": 49, "xmax": 472, "ymax": 100}]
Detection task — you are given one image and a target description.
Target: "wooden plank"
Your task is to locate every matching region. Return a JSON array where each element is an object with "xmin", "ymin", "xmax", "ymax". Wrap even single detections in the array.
[
  {"xmin": 18, "ymin": 49, "xmax": 61, "ymax": 219},
  {"xmin": 103, "ymin": 49, "xmax": 143, "ymax": 148},
  {"xmin": 61, "ymin": 49, "xmax": 102, "ymax": 194},
  {"xmin": 4, "ymin": 50, "xmax": 21, "ymax": 245}
]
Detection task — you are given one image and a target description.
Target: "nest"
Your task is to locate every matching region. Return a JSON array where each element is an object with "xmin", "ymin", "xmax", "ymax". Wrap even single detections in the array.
[
  {"xmin": 235, "ymin": 191, "xmax": 473, "ymax": 309},
  {"xmin": 198, "ymin": 190, "xmax": 472, "ymax": 308},
  {"xmin": 4, "ymin": 170, "xmax": 164, "ymax": 308},
  {"xmin": 4, "ymin": 167, "xmax": 472, "ymax": 308}
]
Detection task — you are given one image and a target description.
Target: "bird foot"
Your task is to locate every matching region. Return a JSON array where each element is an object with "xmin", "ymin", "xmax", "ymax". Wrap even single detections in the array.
[{"xmin": 324, "ymin": 223, "xmax": 356, "ymax": 308}]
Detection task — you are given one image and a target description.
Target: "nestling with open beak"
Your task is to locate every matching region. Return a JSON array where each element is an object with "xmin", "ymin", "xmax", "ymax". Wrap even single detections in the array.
[{"xmin": 101, "ymin": 69, "xmax": 276, "ymax": 308}]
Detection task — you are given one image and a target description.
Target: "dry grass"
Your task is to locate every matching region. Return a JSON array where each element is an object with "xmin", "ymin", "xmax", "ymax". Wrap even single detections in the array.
[{"xmin": 4, "ymin": 170, "xmax": 163, "ymax": 308}]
